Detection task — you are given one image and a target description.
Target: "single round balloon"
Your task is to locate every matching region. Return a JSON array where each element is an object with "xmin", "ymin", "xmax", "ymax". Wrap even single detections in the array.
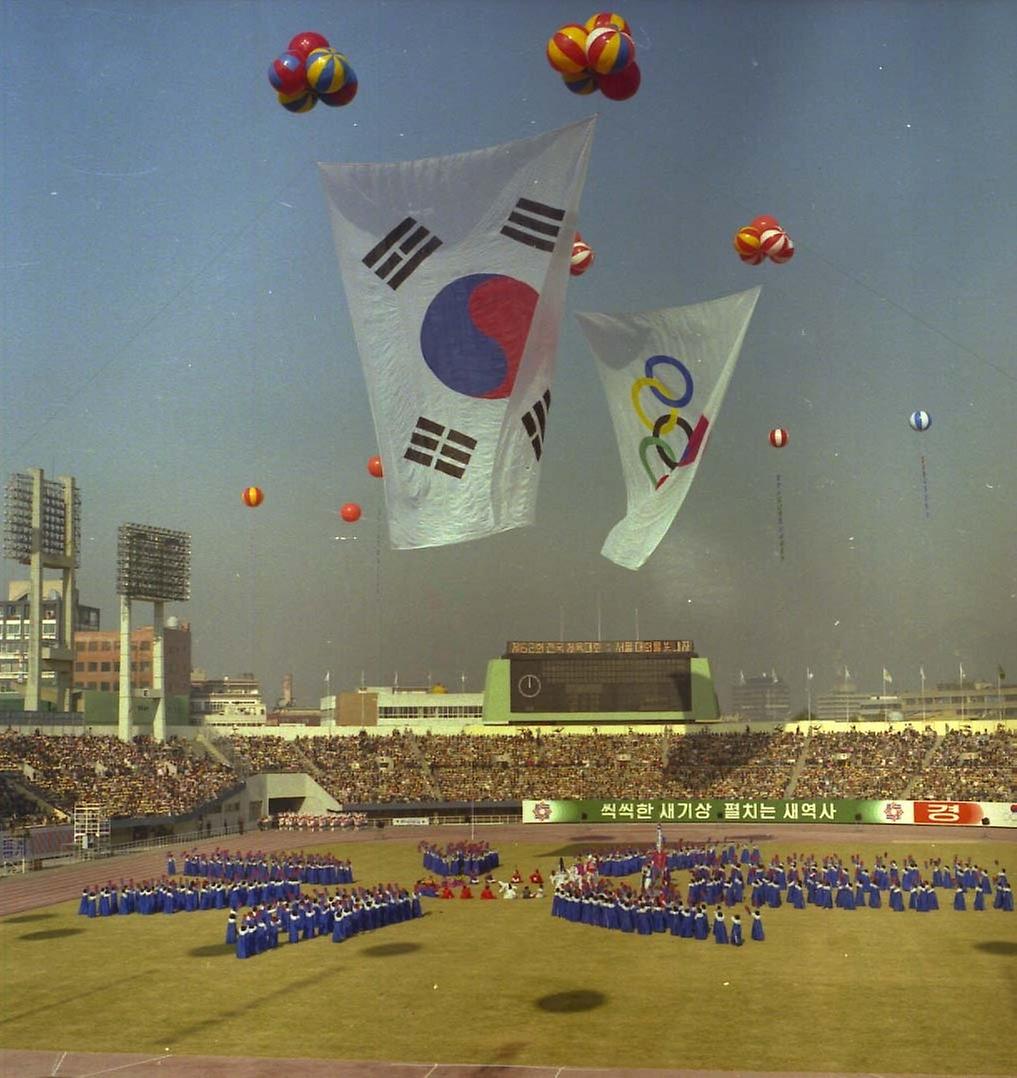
[
  {"xmin": 562, "ymin": 69, "xmax": 597, "ymax": 95},
  {"xmin": 288, "ymin": 31, "xmax": 330, "ymax": 61},
  {"xmin": 769, "ymin": 428, "xmax": 789, "ymax": 448},
  {"xmin": 367, "ymin": 455, "xmax": 383, "ymax": 478},
  {"xmin": 242, "ymin": 486, "xmax": 264, "ymax": 507},
  {"xmin": 269, "ymin": 52, "xmax": 307, "ymax": 94},
  {"xmin": 547, "ymin": 24, "xmax": 589, "ymax": 75},
  {"xmin": 751, "ymin": 214, "xmax": 781, "ymax": 234},
  {"xmin": 278, "ymin": 88, "xmax": 316, "ymax": 113},
  {"xmin": 585, "ymin": 27, "xmax": 635, "ymax": 75},
  {"xmin": 306, "ymin": 48, "xmax": 347, "ymax": 94},
  {"xmin": 761, "ymin": 227, "xmax": 795, "ymax": 263},
  {"xmin": 570, "ymin": 239, "xmax": 594, "ymax": 276},
  {"xmin": 340, "ymin": 503, "xmax": 362, "ymax": 523},
  {"xmin": 320, "ymin": 64, "xmax": 357, "ymax": 106},
  {"xmin": 595, "ymin": 61, "xmax": 641, "ymax": 100},
  {"xmin": 733, "ymin": 225, "xmax": 764, "ymax": 264},
  {"xmin": 584, "ymin": 11, "xmax": 631, "ymax": 33},
  {"xmin": 910, "ymin": 410, "xmax": 931, "ymax": 431}
]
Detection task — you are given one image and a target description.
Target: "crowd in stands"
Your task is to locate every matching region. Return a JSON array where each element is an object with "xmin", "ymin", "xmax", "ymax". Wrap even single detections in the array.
[
  {"xmin": 794, "ymin": 729, "xmax": 935, "ymax": 799},
  {"xmin": 662, "ymin": 731, "xmax": 803, "ymax": 798},
  {"xmin": 0, "ymin": 776, "xmax": 61, "ymax": 829},
  {"xmin": 0, "ymin": 731, "xmax": 235, "ymax": 822},
  {"xmin": 0, "ymin": 726, "xmax": 1013, "ymax": 827},
  {"xmin": 909, "ymin": 728, "xmax": 1016, "ymax": 800}
]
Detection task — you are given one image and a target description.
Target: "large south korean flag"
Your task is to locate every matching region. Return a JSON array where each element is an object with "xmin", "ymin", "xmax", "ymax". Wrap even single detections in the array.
[{"xmin": 319, "ymin": 119, "xmax": 595, "ymax": 549}]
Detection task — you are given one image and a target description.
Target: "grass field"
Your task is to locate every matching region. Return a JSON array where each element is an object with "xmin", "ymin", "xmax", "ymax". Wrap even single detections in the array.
[{"xmin": 2, "ymin": 835, "xmax": 1016, "ymax": 1074}]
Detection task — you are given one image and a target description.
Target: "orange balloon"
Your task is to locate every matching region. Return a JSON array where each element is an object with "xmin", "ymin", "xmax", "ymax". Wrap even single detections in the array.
[
  {"xmin": 367, "ymin": 455, "xmax": 383, "ymax": 478},
  {"xmin": 242, "ymin": 486, "xmax": 263, "ymax": 508},
  {"xmin": 340, "ymin": 502, "xmax": 362, "ymax": 523}
]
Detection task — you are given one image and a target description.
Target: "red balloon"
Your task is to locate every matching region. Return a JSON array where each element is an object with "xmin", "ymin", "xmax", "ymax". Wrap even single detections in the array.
[
  {"xmin": 751, "ymin": 214, "xmax": 781, "ymax": 234},
  {"xmin": 340, "ymin": 502, "xmax": 362, "ymax": 523},
  {"xmin": 367, "ymin": 455, "xmax": 383, "ymax": 478},
  {"xmin": 288, "ymin": 30, "xmax": 330, "ymax": 61},
  {"xmin": 596, "ymin": 62, "xmax": 641, "ymax": 101}
]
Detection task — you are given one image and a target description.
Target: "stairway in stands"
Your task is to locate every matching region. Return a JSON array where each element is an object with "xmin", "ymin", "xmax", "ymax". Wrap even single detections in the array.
[
  {"xmin": 902, "ymin": 731, "xmax": 943, "ymax": 798},
  {"xmin": 404, "ymin": 731, "xmax": 441, "ymax": 799},
  {"xmin": 0, "ymin": 772, "xmax": 67, "ymax": 822},
  {"xmin": 289, "ymin": 739, "xmax": 325, "ymax": 783},
  {"xmin": 782, "ymin": 733, "xmax": 812, "ymax": 798}
]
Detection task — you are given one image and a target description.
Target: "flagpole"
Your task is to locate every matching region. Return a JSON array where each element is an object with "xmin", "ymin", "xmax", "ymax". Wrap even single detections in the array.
[
  {"xmin": 959, "ymin": 663, "xmax": 965, "ymax": 721},
  {"xmin": 920, "ymin": 666, "xmax": 926, "ymax": 721},
  {"xmin": 806, "ymin": 668, "xmax": 812, "ymax": 723},
  {"xmin": 596, "ymin": 592, "xmax": 602, "ymax": 643},
  {"xmin": 997, "ymin": 668, "xmax": 1003, "ymax": 721},
  {"xmin": 634, "ymin": 606, "xmax": 640, "ymax": 642}
]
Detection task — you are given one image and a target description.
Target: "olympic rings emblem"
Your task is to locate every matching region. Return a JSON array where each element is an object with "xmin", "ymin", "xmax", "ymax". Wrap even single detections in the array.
[{"xmin": 629, "ymin": 355, "xmax": 708, "ymax": 488}]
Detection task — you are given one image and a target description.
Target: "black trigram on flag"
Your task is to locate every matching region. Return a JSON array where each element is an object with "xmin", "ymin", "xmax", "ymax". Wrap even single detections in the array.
[
  {"xmin": 404, "ymin": 416, "xmax": 477, "ymax": 479},
  {"xmin": 521, "ymin": 389, "xmax": 551, "ymax": 461},
  {"xmin": 500, "ymin": 197, "xmax": 565, "ymax": 253},
  {"xmin": 363, "ymin": 217, "xmax": 442, "ymax": 290}
]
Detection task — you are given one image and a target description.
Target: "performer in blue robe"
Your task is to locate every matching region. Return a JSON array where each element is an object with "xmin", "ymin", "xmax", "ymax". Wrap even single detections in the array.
[
  {"xmin": 974, "ymin": 888, "xmax": 985, "ymax": 911},
  {"xmin": 235, "ymin": 923, "xmax": 249, "ymax": 959},
  {"xmin": 166, "ymin": 852, "xmax": 176, "ymax": 876},
  {"xmin": 693, "ymin": 907, "xmax": 709, "ymax": 940},
  {"xmin": 868, "ymin": 886, "xmax": 881, "ymax": 908},
  {"xmin": 225, "ymin": 911, "xmax": 238, "ymax": 944},
  {"xmin": 651, "ymin": 904, "xmax": 666, "ymax": 933},
  {"xmin": 750, "ymin": 910, "xmax": 764, "ymax": 941},
  {"xmin": 1001, "ymin": 885, "xmax": 1014, "ymax": 911},
  {"xmin": 712, "ymin": 909, "xmax": 728, "ymax": 944},
  {"xmin": 730, "ymin": 914, "xmax": 743, "ymax": 946},
  {"xmin": 953, "ymin": 887, "xmax": 966, "ymax": 911},
  {"xmin": 926, "ymin": 885, "xmax": 939, "ymax": 910}
]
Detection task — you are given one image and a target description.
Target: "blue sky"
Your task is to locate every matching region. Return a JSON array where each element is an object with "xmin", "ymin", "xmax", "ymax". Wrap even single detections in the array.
[{"xmin": 2, "ymin": 0, "xmax": 1015, "ymax": 707}]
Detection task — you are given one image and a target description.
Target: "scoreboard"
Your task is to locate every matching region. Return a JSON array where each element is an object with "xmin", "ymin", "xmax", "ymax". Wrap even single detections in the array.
[{"xmin": 506, "ymin": 640, "xmax": 695, "ymax": 715}]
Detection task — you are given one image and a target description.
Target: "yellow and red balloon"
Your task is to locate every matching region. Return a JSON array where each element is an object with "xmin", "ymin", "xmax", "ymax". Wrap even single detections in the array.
[
  {"xmin": 547, "ymin": 12, "xmax": 639, "ymax": 100},
  {"xmin": 242, "ymin": 486, "xmax": 264, "ymax": 508}
]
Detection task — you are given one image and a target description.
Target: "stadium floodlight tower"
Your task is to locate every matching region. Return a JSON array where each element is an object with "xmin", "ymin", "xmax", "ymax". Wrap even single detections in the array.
[
  {"xmin": 3, "ymin": 468, "xmax": 81, "ymax": 713},
  {"xmin": 116, "ymin": 523, "xmax": 191, "ymax": 743}
]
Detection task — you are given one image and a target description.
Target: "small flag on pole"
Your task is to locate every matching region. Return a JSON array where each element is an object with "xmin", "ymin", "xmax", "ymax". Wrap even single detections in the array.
[
  {"xmin": 998, "ymin": 664, "xmax": 1006, "ymax": 681},
  {"xmin": 882, "ymin": 667, "xmax": 893, "ymax": 686}
]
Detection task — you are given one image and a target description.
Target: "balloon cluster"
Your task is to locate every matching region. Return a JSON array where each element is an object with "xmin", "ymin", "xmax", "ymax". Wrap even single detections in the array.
[
  {"xmin": 547, "ymin": 12, "xmax": 641, "ymax": 101},
  {"xmin": 733, "ymin": 215, "xmax": 795, "ymax": 265},
  {"xmin": 570, "ymin": 232, "xmax": 595, "ymax": 276},
  {"xmin": 268, "ymin": 30, "xmax": 358, "ymax": 114}
]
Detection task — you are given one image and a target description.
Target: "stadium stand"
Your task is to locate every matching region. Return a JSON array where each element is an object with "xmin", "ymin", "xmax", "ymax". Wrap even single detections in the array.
[{"xmin": 0, "ymin": 726, "xmax": 1012, "ymax": 828}]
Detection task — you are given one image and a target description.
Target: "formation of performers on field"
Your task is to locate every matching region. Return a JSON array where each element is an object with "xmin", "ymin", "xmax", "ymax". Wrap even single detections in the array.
[
  {"xmin": 551, "ymin": 842, "xmax": 1014, "ymax": 923},
  {"xmin": 414, "ymin": 866, "xmax": 545, "ymax": 900},
  {"xmin": 167, "ymin": 848, "xmax": 354, "ymax": 885},
  {"xmin": 552, "ymin": 884, "xmax": 765, "ymax": 944},
  {"xmin": 419, "ymin": 839, "xmax": 499, "ymax": 877},
  {"xmin": 228, "ymin": 885, "xmax": 423, "ymax": 959},
  {"xmin": 78, "ymin": 875, "xmax": 305, "ymax": 916},
  {"xmin": 269, "ymin": 811, "xmax": 368, "ymax": 831}
]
